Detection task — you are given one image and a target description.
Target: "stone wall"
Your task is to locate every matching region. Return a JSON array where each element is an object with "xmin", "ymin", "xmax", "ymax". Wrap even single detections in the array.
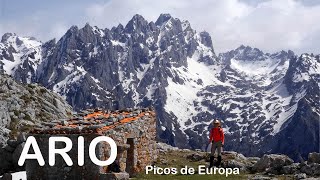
[
  {"xmin": 101, "ymin": 111, "xmax": 157, "ymax": 176},
  {"xmin": 26, "ymin": 134, "xmax": 100, "ymax": 180},
  {"xmin": 0, "ymin": 133, "xmax": 26, "ymax": 175},
  {"xmin": 25, "ymin": 108, "xmax": 157, "ymax": 179}
]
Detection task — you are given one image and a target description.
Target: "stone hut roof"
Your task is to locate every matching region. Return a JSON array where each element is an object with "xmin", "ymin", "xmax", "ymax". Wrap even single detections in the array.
[{"xmin": 30, "ymin": 108, "xmax": 155, "ymax": 135}]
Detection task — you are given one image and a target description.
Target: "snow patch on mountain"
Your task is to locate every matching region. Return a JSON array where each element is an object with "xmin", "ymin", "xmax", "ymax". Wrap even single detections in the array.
[
  {"xmin": 0, "ymin": 33, "xmax": 42, "ymax": 80},
  {"xmin": 164, "ymin": 52, "xmax": 223, "ymax": 131},
  {"xmin": 230, "ymin": 58, "xmax": 280, "ymax": 76},
  {"xmin": 53, "ymin": 66, "xmax": 87, "ymax": 98},
  {"xmin": 292, "ymin": 54, "xmax": 320, "ymax": 83},
  {"xmin": 111, "ymin": 40, "xmax": 126, "ymax": 47}
]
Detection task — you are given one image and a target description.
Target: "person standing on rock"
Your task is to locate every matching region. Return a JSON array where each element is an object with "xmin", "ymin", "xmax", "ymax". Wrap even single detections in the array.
[{"xmin": 208, "ymin": 119, "xmax": 225, "ymax": 168}]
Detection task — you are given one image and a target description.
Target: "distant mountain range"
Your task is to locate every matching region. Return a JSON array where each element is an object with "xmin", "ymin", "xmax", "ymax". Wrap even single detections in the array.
[{"xmin": 0, "ymin": 13, "xmax": 319, "ymax": 160}]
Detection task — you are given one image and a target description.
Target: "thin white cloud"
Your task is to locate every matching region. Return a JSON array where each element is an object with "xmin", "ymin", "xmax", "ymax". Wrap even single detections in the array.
[
  {"xmin": 0, "ymin": 0, "xmax": 319, "ymax": 54},
  {"xmin": 84, "ymin": 0, "xmax": 320, "ymax": 54},
  {"xmin": 0, "ymin": 13, "xmax": 68, "ymax": 42}
]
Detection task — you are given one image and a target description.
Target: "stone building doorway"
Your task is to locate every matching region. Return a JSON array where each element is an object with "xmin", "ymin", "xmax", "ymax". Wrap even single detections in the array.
[{"xmin": 125, "ymin": 138, "xmax": 135, "ymax": 176}]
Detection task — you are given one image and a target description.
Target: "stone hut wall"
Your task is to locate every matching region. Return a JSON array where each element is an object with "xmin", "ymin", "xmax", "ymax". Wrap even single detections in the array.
[
  {"xmin": 25, "ymin": 109, "xmax": 157, "ymax": 179},
  {"xmin": 26, "ymin": 134, "xmax": 100, "ymax": 180},
  {"xmin": 101, "ymin": 112, "xmax": 157, "ymax": 175}
]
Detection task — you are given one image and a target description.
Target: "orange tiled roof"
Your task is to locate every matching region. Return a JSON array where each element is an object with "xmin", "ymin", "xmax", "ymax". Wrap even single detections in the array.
[{"xmin": 30, "ymin": 109, "xmax": 155, "ymax": 135}]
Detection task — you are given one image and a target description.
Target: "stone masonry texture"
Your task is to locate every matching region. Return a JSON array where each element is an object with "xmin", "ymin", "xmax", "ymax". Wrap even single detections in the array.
[{"xmin": 25, "ymin": 107, "xmax": 157, "ymax": 180}]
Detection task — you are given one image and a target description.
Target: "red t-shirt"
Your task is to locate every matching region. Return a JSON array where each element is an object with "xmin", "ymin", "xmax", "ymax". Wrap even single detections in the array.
[{"xmin": 209, "ymin": 127, "xmax": 224, "ymax": 144}]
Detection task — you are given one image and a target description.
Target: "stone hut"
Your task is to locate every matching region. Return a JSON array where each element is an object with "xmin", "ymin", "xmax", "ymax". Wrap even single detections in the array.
[{"xmin": 25, "ymin": 108, "xmax": 157, "ymax": 180}]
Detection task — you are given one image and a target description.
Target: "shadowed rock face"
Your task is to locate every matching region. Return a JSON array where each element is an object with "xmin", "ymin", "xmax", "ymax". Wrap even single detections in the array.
[
  {"xmin": 267, "ymin": 54, "xmax": 320, "ymax": 160},
  {"xmin": 0, "ymin": 14, "xmax": 319, "ymax": 160}
]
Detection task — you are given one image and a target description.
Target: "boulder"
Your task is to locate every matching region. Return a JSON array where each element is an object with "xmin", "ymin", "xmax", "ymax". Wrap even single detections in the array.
[
  {"xmin": 156, "ymin": 142, "xmax": 179, "ymax": 152},
  {"xmin": 222, "ymin": 151, "xmax": 247, "ymax": 161},
  {"xmin": 186, "ymin": 153, "xmax": 204, "ymax": 161},
  {"xmin": 248, "ymin": 175, "xmax": 272, "ymax": 180},
  {"xmin": 17, "ymin": 133, "xmax": 26, "ymax": 143},
  {"xmin": 0, "ymin": 148, "xmax": 14, "ymax": 175},
  {"xmin": 252, "ymin": 154, "xmax": 294, "ymax": 173},
  {"xmin": 282, "ymin": 163, "xmax": 299, "ymax": 174},
  {"xmin": 300, "ymin": 164, "xmax": 313, "ymax": 175},
  {"xmin": 99, "ymin": 172, "xmax": 129, "ymax": 180},
  {"xmin": 222, "ymin": 159, "xmax": 247, "ymax": 170},
  {"xmin": 310, "ymin": 163, "xmax": 320, "ymax": 176},
  {"xmin": 7, "ymin": 139, "xmax": 19, "ymax": 148},
  {"xmin": 4, "ymin": 145, "xmax": 15, "ymax": 153},
  {"xmin": 247, "ymin": 157, "xmax": 261, "ymax": 164},
  {"xmin": 294, "ymin": 173, "xmax": 307, "ymax": 180},
  {"xmin": 12, "ymin": 142, "xmax": 25, "ymax": 167},
  {"xmin": 308, "ymin": 152, "xmax": 320, "ymax": 164},
  {"xmin": 299, "ymin": 161, "xmax": 320, "ymax": 176}
]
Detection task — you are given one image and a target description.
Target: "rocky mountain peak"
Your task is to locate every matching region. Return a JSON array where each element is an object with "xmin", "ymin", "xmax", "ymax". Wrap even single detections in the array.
[
  {"xmin": 199, "ymin": 31, "xmax": 213, "ymax": 48},
  {"xmin": 237, "ymin": 44, "xmax": 249, "ymax": 50},
  {"xmin": 84, "ymin": 22, "xmax": 92, "ymax": 29},
  {"xmin": 3, "ymin": 34, "xmax": 40, "ymax": 45},
  {"xmin": 234, "ymin": 45, "xmax": 265, "ymax": 61},
  {"xmin": 287, "ymin": 53, "xmax": 320, "ymax": 83},
  {"xmin": 63, "ymin": 25, "xmax": 79, "ymax": 38},
  {"xmin": 125, "ymin": 14, "xmax": 149, "ymax": 34},
  {"xmin": 300, "ymin": 53, "xmax": 319, "ymax": 59},
  {"xmin": 181, "ymin": 20, "xmax": 191, "ymax": 29},
  {"xmin": 43, "ymin": 38, "xmax": 56, "ymax": 47},
  {"xmin": 68, "ymin": 25, "xmax": 79, "ymax": 33},
  {"xmin": 236, "ymin": 45, "xmax": 257, "ymax": 52},
  {"xmin": 81, "ymin": 23, "xmax": 94, "ymax": 34},
  {"xmin": 0, "ymin": 33, "xmax": 39, "ymax": 48},
  {"xmin": 155, "ymin": 13, "xmax": 172, "ymax": 26},
  {"xmin": 270, "ymin": 50, "xmax": 295, "ymax": 61},
  {"xmin": 111, "ymin": 24, "xmax": 125, "ymax": 35},
  {"xmin": 0, "ymin": 33, "xmax": 42, "ymax": 81},
  {"xmin": 1, "ymin": 33, "xmax": 17, "ymax": 43},
  {"xmin": 296, "ymin": 53, "xmax": 319, "ymax": 69}
]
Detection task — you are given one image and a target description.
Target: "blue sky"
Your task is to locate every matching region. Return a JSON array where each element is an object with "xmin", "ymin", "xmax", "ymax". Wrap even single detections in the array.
[{"xmin": 0, "ymin": 0, "xmax": 319, "ymax": 54}]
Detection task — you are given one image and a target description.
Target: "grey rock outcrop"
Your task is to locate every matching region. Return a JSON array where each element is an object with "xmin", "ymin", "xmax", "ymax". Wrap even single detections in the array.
[
  {"xmin": 252, "ymin": 154, "xmax": 294, "ymax": 173},
  {"xmin": 0, "ymin": 74, "xmax": 72, "ymax": 145},
  {"xmin": 299, "ymin": 162, "xmax": 320, "ymax": 176},
  {"xmin": 294, "ymin": 173, "xmax": 307, "ymax": 180},
  {"xmin": 220, "ymin": 151, "xmax": 258, "ymax": 171},
  {"xmin": 158, "ymin": 143, "xmax": 320, "ymax": 178},
  {"xmin": 308, "ymin": 152, "xmax": 320, "ymax": 164},
  {"xmin": 247, "ymin": 152, "xmax": 320, "ymax": 177},
  {"xmin": 282, "ymin": 163, "xmax": 300, "ymax": 174},
  {"xmin": 0, "ymin": 74, "xmax": 72, "ymax": 175}
]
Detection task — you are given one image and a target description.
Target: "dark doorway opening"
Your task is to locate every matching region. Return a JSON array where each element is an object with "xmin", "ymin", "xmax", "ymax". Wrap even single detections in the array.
[{"xmin": 126, "ymin": 138, "xmax": 135, "ymax": 176}]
